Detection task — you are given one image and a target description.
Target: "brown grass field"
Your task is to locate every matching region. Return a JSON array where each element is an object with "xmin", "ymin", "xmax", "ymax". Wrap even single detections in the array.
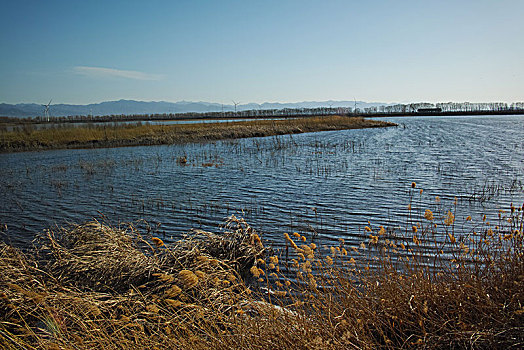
[
  {"xmin": 1, "ymin": 185, "xmax": 523, "ymax": 349},
  {"xmin": 0, "ymin": 116, "xmax": 395, "ymax": 152}
]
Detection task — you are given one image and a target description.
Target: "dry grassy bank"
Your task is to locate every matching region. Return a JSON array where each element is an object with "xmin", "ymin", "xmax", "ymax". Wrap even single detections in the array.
[
  {"xmin": 0, "ymin": 116, "xmax": 395, "ymax": 152},
  {"xmin": 1, "ymin": 186, "xmax": 523, "ymax": 349}
]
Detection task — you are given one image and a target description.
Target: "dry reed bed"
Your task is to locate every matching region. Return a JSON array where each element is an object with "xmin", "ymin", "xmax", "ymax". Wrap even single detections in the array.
[
  {"xmin": 1, "ymin": 189, "xmax": 523, "ymax": 349},
  {"xmin": 0, "ymin": 116, "xmax": 395, "ymax": 152},
  {"xmin": 1, "ymin": 215, "xmax": 268, "ymax": 349}
]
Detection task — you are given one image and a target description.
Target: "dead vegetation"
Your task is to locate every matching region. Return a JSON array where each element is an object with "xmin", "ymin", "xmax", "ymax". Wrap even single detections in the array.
[
  {"xmin": 0, "ymin": 116, "xmax": 396, "ymax": 152},
  {"xmin": 1, "ymin": 215, "xmax": 268, "ymax": 349},
  {"xmin": 1, "ymin": 192, "xmax": 523, "ymax": 349}
]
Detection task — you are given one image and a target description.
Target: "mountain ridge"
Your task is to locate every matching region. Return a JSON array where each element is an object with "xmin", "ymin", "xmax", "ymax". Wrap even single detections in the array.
[{"xmin": 0, "ymin": 99, "xmax": 389, "ymax": 118}]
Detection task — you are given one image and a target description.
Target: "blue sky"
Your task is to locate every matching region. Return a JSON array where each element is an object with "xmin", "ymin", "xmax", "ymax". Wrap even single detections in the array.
[{"xmin": 1, "ymin": 0, "xmax": 523, "ymax": 105}]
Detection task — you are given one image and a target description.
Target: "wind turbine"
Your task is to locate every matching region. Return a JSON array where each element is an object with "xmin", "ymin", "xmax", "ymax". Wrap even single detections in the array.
[
  {"xmin": 232, "ymin": 100, "xmax": 239, "ymax": 114},
  {"xmin": 43, "ymin": 99, "xmax": 52, "ymax": 122},
  {"xmin": 353, "ymin": 98, "xmax": 361, "ymax": 114}
]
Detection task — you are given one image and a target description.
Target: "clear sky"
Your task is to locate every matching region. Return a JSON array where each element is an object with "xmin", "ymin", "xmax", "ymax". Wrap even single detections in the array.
[{"xmin": 1, "ymin": 0, "xmax": 523, "ymax": 105}]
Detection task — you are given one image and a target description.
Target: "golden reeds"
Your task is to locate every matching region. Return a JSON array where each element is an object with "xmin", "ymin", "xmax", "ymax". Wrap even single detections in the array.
[
  {"xmin": 0, "ymin": 116, "xmax": 396, "ymax": 153},
  {"xmin": 1, "ymin": 190, "xmax": 523, "ymax": 349}
]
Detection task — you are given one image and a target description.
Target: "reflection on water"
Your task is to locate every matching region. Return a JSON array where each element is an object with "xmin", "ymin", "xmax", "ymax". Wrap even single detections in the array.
[{"xmin": 1, "ymin": 115, "xmax": 523, "ymax": 253}]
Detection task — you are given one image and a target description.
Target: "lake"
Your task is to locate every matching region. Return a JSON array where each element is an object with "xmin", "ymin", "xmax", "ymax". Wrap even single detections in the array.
[{"xmin": 1, "ymin": 115, "xmax": 523, "ymax": 254}]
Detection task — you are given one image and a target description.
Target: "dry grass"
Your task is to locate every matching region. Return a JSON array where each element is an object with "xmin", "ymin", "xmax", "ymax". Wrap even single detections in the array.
[
  {"xmin": 1, "ymin": 189, "xmax": 523, "ymax": 349},
  {"xmin": 0, "ymin": 116, "xmax": 395, "ymax": 152},
  {"xmin": 1, "ymin": 215, "xmax": 267, "ymax": 349}
]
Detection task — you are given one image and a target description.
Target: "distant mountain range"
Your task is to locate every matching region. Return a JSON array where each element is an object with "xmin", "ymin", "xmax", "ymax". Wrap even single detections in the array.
[{"xmin": 0, "ymin": 100, "xmax": 389, "ymax": 118}]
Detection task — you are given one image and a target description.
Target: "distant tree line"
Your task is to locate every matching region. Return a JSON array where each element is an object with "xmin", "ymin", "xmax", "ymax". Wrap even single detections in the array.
[
  {"xmin": 2, "ymin": 102, "xmax": 524, "ymax": 125},
  {"xmin": 366, "ymin": 102, "xmax": 524, "ymax": 114}
]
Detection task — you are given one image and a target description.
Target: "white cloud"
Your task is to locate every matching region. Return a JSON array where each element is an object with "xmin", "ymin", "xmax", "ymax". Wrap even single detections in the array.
[{"xmin": 73, "ymin": 66, "xmax": 163, "ymax": 81}]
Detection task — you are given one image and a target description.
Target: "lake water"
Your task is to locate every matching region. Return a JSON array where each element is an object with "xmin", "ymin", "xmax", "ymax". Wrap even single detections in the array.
[{"xmin": 1, "ymin": 115, "xmax": 523, "ymax": 254}]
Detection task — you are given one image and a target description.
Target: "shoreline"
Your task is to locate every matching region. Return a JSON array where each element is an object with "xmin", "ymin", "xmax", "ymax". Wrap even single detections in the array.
[
  {"xmin": 1, "ymin": 203, "xmax": 522, "ymax": 349},
  {"xmin": 1, "ymin": 108, "xmax": 523, "ymax": 127},
  {"xmin": 0, "ymin": 115, "xmax": 396, "ymax": 153}
]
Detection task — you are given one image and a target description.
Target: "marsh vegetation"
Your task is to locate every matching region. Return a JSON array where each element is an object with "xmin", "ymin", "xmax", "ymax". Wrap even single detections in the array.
[
  {"xmin": 1, "ymin": 193, "xmax": 523, "ymax": 349},
  {"xmin": 0, "ymin": 116, "xmax": 394, "ymax": 153},
  {"xmin": 1, "ymin": 115, "xmax": 523, "ymax": 348}
]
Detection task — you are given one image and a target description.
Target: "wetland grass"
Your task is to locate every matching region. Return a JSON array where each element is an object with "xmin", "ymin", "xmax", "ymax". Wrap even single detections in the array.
[
  {"xmin": 0, "ymin": 116, "xmax": 395, "ymax": 153},
  {"xmin": 1, "ymin": 186, "xmax": 523, "ymax": 349}
]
